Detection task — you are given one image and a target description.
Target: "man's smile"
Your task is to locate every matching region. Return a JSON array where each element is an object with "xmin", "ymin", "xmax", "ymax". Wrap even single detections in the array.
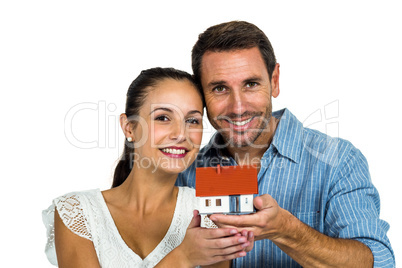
[{"xmin": 226, "ymin": 117, "xmax": 253, "ymax": 126}]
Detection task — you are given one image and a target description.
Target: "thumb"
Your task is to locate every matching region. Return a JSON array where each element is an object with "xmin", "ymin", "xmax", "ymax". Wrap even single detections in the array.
[
  {"xmin": 253, "ymin": 194, "xmax": 272, "ymax": 211},
  {"xmin": 188, "ymin": 210, "xmax": 201, "ymax": 229}
]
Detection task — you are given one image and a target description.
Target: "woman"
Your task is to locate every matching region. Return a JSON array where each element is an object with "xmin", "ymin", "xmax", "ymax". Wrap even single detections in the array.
[{"xmin": 43, "ymin": 67, "xmax": 253, "ymax": 267}]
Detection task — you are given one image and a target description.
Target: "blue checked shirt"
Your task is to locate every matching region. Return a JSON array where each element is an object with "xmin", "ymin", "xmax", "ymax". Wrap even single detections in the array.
[{"xmin": 176, "ymin": 108, "xmax": 395, "ymax": 267}]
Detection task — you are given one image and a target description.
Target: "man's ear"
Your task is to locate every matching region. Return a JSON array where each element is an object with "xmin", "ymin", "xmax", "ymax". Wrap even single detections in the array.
[
  {"xmin": 271, "ymin": 63, "xmax": 280, "ymax": 98},
  {"xmin": 120, "ymin": 113, "xmax": 134, "ymax": 141}
]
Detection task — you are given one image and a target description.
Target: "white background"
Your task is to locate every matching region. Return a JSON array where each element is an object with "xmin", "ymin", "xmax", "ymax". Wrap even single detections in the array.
[{"xmin": 1, "ymin": 0, "xmax": 400, "ymax": 266}]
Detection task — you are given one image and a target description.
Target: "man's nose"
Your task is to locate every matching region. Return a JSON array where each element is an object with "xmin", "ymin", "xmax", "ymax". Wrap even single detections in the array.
[{"xmin": 228, "ymin": 90, "xmax": 247, "ymax": 115}]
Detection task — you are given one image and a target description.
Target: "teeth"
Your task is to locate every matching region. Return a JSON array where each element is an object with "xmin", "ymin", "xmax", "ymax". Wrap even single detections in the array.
[
  {"xmin": 161, "ymin": 148, "xmax": 186, "ymax": 154},
  {"xmin": 229, "ymin": 118, "xmax": 252, "ymax": 126}
]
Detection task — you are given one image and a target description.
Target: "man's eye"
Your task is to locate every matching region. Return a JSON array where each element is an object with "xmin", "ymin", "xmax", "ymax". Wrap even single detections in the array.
[
  {"xmin": 213, "ymin": 86, "xmax": 226, "ymax": 93},
  {"xmin": 246, "ymin": 82, "xmax": 258, "ymax": 88}
]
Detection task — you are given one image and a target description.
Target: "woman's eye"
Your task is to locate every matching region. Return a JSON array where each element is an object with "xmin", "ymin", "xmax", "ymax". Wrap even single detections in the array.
[
  {"xmin": 155, "ymin": 115, "xmax": 170, "ymax": 121},
  {"xmin": 186, "ymin": 118, "xmax": 200, "ymax": 124}
]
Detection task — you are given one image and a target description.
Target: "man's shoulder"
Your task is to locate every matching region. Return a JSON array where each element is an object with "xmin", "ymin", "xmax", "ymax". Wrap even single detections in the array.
[
  {"xmin": 300, "ymin": 125, "xmax": 362, "ymax": 168},
  {"xmin": 278, "ymin": 108, "xmax": 361, "ymax": 167}
]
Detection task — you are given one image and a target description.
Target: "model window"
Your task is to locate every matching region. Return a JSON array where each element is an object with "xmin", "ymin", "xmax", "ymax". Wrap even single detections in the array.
[
  {"xmin": 205, "ymin": 199, "xmax": 211, "ymax": 207},
  {"xmin": 216, "ymin": 199, "xmax": 222, "ymax": 206}
]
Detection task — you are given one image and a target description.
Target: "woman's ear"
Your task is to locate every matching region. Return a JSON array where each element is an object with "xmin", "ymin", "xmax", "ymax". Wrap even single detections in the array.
[{"xmin": 120, "ymin": 113, "xmax": 134, "ymax": 141}]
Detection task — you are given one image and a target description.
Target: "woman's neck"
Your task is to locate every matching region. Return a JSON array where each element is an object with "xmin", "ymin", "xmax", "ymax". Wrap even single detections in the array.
[{"xmin": 109, "ymin": 167, "xmax": 179, "ymax": 215}]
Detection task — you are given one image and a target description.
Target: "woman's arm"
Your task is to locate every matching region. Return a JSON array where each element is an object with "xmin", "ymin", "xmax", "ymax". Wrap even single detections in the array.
[{"xmin": 54, "ymin": 209, "xmax": 100, "ymax": 268}]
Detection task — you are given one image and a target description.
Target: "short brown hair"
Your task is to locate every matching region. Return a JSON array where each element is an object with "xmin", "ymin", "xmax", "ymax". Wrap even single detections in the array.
[{"xmin": 192, "ymin": 21, "xmax": 277, "ymax": 84}]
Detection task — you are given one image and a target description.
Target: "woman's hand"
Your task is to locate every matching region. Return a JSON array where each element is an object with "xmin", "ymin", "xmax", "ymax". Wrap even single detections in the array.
[{"xmin": 159, "ymin": 210, "xmax": 253, "ymax": 267}]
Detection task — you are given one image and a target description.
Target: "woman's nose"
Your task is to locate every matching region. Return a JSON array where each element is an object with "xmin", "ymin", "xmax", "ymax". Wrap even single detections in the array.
[{"xmin": 169, "ymin": 121, "xmax": 187, "ymax": 142}]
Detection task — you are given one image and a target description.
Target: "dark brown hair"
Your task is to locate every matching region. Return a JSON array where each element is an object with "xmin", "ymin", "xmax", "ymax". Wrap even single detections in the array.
[
  {"xmin": 112, "ymin": 67, "xmax": 202, "ymax": 188},
  {"xmin": 192, "ymin": 21, "xmax": 277, "ymax": 84}
]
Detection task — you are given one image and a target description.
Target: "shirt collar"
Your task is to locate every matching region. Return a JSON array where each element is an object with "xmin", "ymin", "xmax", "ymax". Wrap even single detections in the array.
[
  {"xmin": 269, "ymin": 108, "xmax": 303, "ymax": 163},
  {"xmin": 202, "ymin": 108, "xmax": 303, "ymax": 164}
]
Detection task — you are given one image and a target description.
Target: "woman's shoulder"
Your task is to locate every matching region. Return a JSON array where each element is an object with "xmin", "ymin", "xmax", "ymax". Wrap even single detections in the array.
[
  {"xmin": 42, "ymin": 189, "xmax": 101, "ymax": 265},
  {"xmin": 53, "ymin": 188, "xmax": 101, "ymax": 203},
  {"xmin": 177, "ymin": 186, "xmax": 197, "ymax": 213},
  {"xmin": 178, "ymin": 186, "xmax": 195, "ymax": 196},
  {"xmin": 177, "ymin": 186, "xmax": 196, "ymax": 202},
  {"xmin": 43, "ymin": 189, "xmax": 102, "ymax": 239}
]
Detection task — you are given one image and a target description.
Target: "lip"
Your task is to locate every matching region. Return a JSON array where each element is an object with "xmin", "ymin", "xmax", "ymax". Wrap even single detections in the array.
[
  {"xmin": 159, "ymin": 146, "xmax": 189, "ymax": 158},
  {"xmin": 222, "ymin": 117, "xmax": 256, "ymax": 131}
]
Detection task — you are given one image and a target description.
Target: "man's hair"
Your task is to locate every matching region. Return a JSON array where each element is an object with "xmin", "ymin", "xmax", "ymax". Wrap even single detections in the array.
[{"xmin": 191, "ymin": 20, "xmax": 277, "ymax": 85}]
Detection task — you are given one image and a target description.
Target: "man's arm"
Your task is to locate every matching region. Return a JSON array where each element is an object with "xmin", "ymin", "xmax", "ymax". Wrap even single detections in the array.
[{"xmin": 210, "ymin": 195, "xmax": 373, "ymax": 267}]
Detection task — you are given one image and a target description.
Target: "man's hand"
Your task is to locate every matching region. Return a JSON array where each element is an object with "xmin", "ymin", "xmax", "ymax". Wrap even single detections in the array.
[
  {"xmin": 209, "ymin": 194, "xmax": 291, "ymax": 241},
  {"xmin": 209, "ymin": 195, "xmax": 374, "ymax": 267}
]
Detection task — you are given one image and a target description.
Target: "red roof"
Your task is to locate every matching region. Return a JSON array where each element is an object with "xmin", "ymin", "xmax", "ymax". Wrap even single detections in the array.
[{"xmin": 196, "ymin": 165, "xmax": 258, "ymax": 197}]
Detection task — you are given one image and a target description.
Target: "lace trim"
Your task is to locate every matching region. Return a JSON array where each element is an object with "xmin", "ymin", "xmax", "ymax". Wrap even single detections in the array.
[
  {"xmin": 55, "ymin": 193, "xmax": 92, "ymax": 240},
  {"xmin": 201, "ymin": 215, "xmax": 218, "ymax": 228}
]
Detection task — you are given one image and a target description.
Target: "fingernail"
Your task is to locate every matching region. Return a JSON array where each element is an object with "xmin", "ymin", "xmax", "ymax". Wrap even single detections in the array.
[
  {"xmin": 242, "ymin": 242, "xmax": 250, "ymax": 248},
  {"xmin": 238, "ymin": 237, "xmax": 246, "ymax": 243},
  {"xmin": 230, "ymin": 229, "xmax": 237, "ymax": 235},
  {"xmin": 239, "ymin": 251, "xmax": 246, "ymax": 257}
]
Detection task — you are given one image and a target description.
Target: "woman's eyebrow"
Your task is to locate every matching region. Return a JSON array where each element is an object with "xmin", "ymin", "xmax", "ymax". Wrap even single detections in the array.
[
  {"xmin": 187, "ymin": 110, "xmax": 202, "ymax": 116},
  {"xmin": 149, "ymin": 107, "xmax": 173, "ymax": 115}
]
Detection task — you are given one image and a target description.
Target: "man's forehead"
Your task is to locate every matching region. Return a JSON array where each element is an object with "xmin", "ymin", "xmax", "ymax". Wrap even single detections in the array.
[{"xmin": 200, "ymin": 47, "xmax": 268, "ymax": 83}]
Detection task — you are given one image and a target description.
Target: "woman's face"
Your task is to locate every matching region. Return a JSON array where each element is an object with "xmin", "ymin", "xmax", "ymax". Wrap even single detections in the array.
[{"xmin": 131, "ymin": 78, "xmax": 203, "ymax": 175}]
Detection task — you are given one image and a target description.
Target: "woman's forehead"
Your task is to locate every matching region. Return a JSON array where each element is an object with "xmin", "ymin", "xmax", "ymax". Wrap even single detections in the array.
[{"xmin": 143, "ymin": 79, "xmax": 203, "ymax": 113}]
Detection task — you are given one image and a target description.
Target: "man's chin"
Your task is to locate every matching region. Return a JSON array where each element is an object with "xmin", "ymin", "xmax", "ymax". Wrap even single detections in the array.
[{"xmin": 221, "ymin": 133, "xmax": 259, "ymax": 148}]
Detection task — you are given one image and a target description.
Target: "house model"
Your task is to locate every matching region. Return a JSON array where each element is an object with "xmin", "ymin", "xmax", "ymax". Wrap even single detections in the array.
[{"xmin": 196, "ymin": 165, "xmax": 258, "ymax": 215}]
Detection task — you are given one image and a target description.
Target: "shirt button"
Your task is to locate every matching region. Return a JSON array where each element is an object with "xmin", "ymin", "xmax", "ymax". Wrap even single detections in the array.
[{"xmin": 276, "ymin": 159, "xmax": 285, "ymax": 168}]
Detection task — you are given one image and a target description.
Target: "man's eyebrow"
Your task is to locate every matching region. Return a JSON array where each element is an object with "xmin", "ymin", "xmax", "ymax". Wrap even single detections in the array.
[
  {"xmin": 207, "ymin": 80, "xmax": 226, "ymax": 88},
  {"xmin": 207, "ymin": 77, "xmax": 263, "ymax": 88},
  {"xmin": 244, "ymin": 76, "xmax": 263, "ymax": 83},
  {"xmin": 149, "ymin": 107, "xmax": 173, "ymax": 115}
]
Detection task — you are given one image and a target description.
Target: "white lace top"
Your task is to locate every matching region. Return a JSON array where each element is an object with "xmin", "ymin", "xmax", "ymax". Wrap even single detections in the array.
[{"xmin": 42, "ymin": 187, "xmax": 198, "ymax": 267}]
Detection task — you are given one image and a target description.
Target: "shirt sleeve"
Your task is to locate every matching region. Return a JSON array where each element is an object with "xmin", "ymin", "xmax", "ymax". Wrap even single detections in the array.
[
  {"xmin": 325, "ymin": 148, "xmax": 395, "ymax": 267},
  {"xmin": 42, "ymin": 192, "xmax": 92, "ymax": 266},
  {"xmin": 176, "ymin": 160, "xmax": 196, "ymax": 188}
]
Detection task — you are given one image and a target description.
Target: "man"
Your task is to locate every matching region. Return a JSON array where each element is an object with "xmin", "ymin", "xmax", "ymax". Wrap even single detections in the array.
[{"xmin": 176, "ymin": 21, "xmax": 395, "ymax": 267}]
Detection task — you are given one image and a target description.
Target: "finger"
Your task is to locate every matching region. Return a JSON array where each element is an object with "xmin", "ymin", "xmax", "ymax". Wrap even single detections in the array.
[
  {"xmin": 188, "ymin": 210, "xmax": 201, "ymax": 229},
  {"xmin": 207, "ymin": 233, "xmax": 250, "ymax": 249},
  {"xmin": 209, "ymin": 213, "xmax": 259, "ymax": 228},
  {"xmin": 217, "ymin": 250, "xmax": 247, "ymax": 261},
  {"xmin": 253, "ymin": 194, "xmax": 274, "ymax": 210},
  {"xmin": 212, "ymin": 240, "xmax": 250, "ymax": 256},
  {"xmin": 204, "ymin": 250, "xmax": 247, "ymax": 265},
  {"xmin": 200, "ymin": 227, "xmax": 240, "ymax": 239},
  {"xmin": 240, "ymin": 229, "xmax": 248, "ymax": 237},
  {"xmin": 245, "ymin": 231, "xmax": 254, "ymax": 252}
]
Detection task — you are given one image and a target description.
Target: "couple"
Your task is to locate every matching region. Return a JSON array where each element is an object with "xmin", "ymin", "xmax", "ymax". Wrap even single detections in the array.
[{"xmin": 43, "ymin": 21, "xmax": 395, "ymax": 267}]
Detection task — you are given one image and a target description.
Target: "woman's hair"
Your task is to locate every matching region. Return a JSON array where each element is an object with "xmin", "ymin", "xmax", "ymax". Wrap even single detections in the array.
[
  {"xmin": 112, "ymin": 67, "xmax": 203, "ymax": 188},
  {"xmin": 192, "ymin": 20, "xmax": 277, "ymax": 84}
]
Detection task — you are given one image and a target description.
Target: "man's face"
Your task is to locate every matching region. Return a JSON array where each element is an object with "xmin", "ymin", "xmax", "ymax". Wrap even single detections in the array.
[{"xmin": 200, "ymin": 47, "xmax": 279, "ymax": 148}]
